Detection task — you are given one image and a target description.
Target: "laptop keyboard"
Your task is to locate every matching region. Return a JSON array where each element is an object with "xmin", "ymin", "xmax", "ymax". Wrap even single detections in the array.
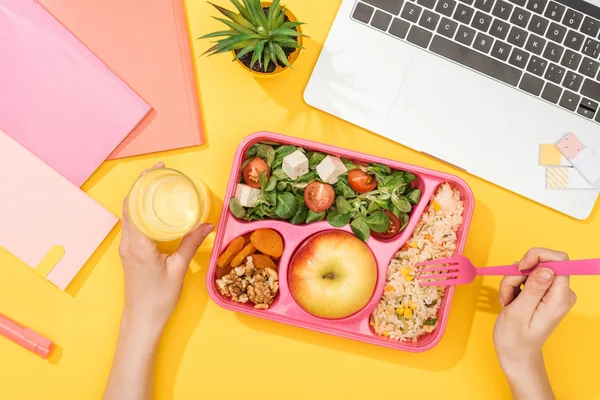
[{"xmin": 352, "ymin": 0, "xmax": 600, "ymax": 123}]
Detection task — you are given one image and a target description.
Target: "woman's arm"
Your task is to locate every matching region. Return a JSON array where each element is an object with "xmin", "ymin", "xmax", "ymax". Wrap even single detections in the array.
[{"xmin": 103, "ymin": 164, "xmax": 214, "ymax": 400}]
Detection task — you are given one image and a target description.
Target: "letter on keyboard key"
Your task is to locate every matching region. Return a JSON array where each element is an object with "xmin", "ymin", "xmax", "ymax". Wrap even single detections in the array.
[
  {"xmin": 581, "ymin": 79, "xmax": 600, "ymax": 103},
  {"xmin": 429, "ymin": 35, "xmax": 522, "ymax": 86},
  {"xmin": 363, "ymin": 0, "xmax": 404, "ymax": 15},
  {"xmin": 490, "ymin": 19, "xmax": 510, "ymax": 40},
  {"xmin": 453, "ymin": 3, "xmax": 474, "ymax": 24},
  {"xmin": 543, "ymin": 42, "xmax": 564, "ymax": 63},
  {"xmin": 509, "ymin": 48, "xmax": 530, "ymax": 68},
  {"xmin": 519, "ymin": 73, "xmax": 544, "ymax": 95},
  {"xmin": 474, "ymin": 32, "xmax": 494, "ymax": 53},
  {"xmin": 353, "ymin": 3, "xmax": 375, "ymax": 23},
  {"xmin": 436, "ymin": 0, "xmax": 458, "ymax": 17},
  {"xmin": 508, "ymin": 26, "xmax": 528, "ymax": 47},
  {"xmin": 559, "ymin": 90, "xmax": 581, "ymax": 111},
  {"xmin": 546, "ymin": 22, "xmax": 566, "ymax": 43},
  {"xmin": 407, "ymin": 25, "xmax": 434, "ymax": 48},
  {"xmin": 419, "ymin": 9, "xmax": 441, "ymax": 30},
  {"xmin": 492, "ymin": 1, "xmax": 513, "ymax": 20},
  {"xmin": 456, "ymin": 24, "xmax": 477, "ymax": 45},
  {"xmin": 389, "ymin": 17, "xmax": 411, "ymax": 38},
  {"xmin": 511, "ymin": 8, "xmax": 531, "ymax": 28},
  {"xmin": 472, "ymin": 11, "xmax": 493, "ymax": 32},
  {"xmin": 474, "ymin": 0, "xmax": 494, "ymax": 13},
  {"xmin": 541, "ymin": 82, "xmax": 562, "ymax": 103},
  {"xmin": 565, "ymin": 30, "xmax": 584, "ymax": 52},
  {"xmin": 491, "ymin": 40, "xmax": 512, "ymax": 61},
  {"xmin": 401, "ymin": 3, "xmax": 423, "ymax": 23},
  {"xmin": 528, "ymin": 15, "xmax": 549, "ymax": 36},
  {"xmin": 437, "ymin": 17, "xmax": 459, "ymax": 38}
]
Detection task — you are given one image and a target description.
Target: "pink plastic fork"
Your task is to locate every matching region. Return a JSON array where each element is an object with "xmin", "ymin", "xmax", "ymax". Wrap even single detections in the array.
[{"xmin": 415, "ymin": 256, "xmax": 600, "ymax": 287}]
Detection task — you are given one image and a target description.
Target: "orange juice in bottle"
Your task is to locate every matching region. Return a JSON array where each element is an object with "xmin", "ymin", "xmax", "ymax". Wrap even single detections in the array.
[{"xmin": 127, "ymin": 168, "xmax": 210, "ymax": 241}]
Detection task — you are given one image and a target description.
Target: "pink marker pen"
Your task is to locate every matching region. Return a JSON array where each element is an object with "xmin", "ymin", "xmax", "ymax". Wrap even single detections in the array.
[{"xmin": 0, "ymin": 314, "xmax": 53, "ymax": 359}]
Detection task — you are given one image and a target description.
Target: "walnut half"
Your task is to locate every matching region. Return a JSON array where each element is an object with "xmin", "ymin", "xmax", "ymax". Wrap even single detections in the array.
[{"xmin": 216, "ymin": 257, "xmax": 279, "ymax": 309}]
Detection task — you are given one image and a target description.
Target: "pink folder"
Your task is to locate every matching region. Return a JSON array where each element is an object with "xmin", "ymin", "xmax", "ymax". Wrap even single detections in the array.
[
  {"xmin": 38, "ymin": 0, "xmax": 206, "ymax": 159},
  {"xmin": 0, "ymin": 0, "xmax": 151, "ymax": 187},
  {"xmin": 0, "ymin": 130, "xmax": 118, "ymax": 290}
]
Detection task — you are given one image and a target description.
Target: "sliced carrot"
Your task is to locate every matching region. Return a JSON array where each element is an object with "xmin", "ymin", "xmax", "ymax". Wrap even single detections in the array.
[
  {"xmin": 230, "ymin": 243, "xmax": 256, "ymax": 268},
  {"xmin": 250, "ymin": 254, "xmax": 278, "ymax": 270},
  {"xmin": 250, "ymin": 229, "xmax": 283, "ymax": 258},
  {"xmin": 242, "ymin": 233, "xmax": 252, "ymax": 245},
  {"xmin": 217, "ymin": 236, "xmax": 245, "ymax": 268}
]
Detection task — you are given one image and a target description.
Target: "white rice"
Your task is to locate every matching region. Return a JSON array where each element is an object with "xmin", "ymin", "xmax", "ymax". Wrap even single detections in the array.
[{"xmin": 370, "ymin": 183, "xmax": 464, "ymax": 341}]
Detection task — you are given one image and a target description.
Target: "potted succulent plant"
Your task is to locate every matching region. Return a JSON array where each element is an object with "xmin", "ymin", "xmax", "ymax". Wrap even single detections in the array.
[{"xmin": 200, "ymin": 0, "xmax": 305, "ymax": 77}]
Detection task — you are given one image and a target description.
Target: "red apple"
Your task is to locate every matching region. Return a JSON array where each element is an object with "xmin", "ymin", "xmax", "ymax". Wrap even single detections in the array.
[{"xmin": 289, "ymin": 231, "xmax": 377, "ymax": 319}]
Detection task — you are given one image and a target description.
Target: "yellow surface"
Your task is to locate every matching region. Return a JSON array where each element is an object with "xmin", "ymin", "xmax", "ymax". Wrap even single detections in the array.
[{"xmin": 1, "ymin": 1, "xmax": 599, "ymax": 398}]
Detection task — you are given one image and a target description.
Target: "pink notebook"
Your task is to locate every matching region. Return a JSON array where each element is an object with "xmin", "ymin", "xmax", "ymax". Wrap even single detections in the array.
[
  {"xmin": 38, "ymin": 0, "xmax": 206, "ymax": 159},
  {"xmin": 0, "ymin": 0, "xmax": 151, "ymax": 187},
  {"xmin": 0, "ymin": 130, "xmax": 118, "ymax": 290}
]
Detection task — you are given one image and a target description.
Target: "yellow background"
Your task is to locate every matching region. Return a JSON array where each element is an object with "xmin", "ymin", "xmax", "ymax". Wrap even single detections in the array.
[{"xmin": 1, "ymin": 0, "xmax": 599, "ymax": 398}]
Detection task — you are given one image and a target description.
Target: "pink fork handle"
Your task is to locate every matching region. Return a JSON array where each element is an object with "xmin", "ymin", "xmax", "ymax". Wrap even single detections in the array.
[{"xmin": 476, "ymin": 259, "xmax": 600, "ymax": 276}]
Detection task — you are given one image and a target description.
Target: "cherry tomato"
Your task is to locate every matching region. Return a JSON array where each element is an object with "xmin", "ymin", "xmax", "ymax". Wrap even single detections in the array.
[
  {"xmin": 372, "ymin": 211, "xmax": 401, "ymax": 240},
  {"xmin": 243, "ymin": 158, "xmax": 270, "ymax": 189},
  {"xmin": 348, "ymin": 169, "xmax": 377, "ymax": 193},
  {"xmin": 304, "ymin": 182, "xmax": 336, "ymax": 213}
]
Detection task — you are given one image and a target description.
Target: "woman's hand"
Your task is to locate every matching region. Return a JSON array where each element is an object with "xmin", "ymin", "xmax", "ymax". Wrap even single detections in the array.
[
  {"xmin": 494, "ymin": 248, "xmax": 577, "ymax": 400},
  {"xmin": 119, "ymin": 163, "xmax": 214, "ymax": 335}
]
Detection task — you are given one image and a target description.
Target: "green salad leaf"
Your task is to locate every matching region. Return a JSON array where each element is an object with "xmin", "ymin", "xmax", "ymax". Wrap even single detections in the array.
[
  {"xmin": 229, "ymin": 198, "xmax": 247, "ymax": 218},
  {"xmin": 350, "ymin": 216, "xmax": 371, "ymax": 242},
  {"xmin": 306, "ymin": 210, "xmax": 326, "ymax": 223},
  {"xmin": 327, "ymin": 209, "xmax": 352, "ymax": 227},
  {"xmin": 365, "ymin": 211, "xmax": 391, "ymax": 233},
  {"xmin": 274, "ymin": 192, "xmax": 297, "ymax": 219},
  {"xmin": 256, "ymin": 144, "xmax": 275, "ymax": 166},
  {"xmin": 290, "ymin": 202, "xmax": 308, "ymax": 225},
  {"xmin": 272, "ymin": 145, "xmax": 297, "ymax": 169},
  {"xmin": 307, "ymin": 152, "xmax": 326, "ymax": 168}
]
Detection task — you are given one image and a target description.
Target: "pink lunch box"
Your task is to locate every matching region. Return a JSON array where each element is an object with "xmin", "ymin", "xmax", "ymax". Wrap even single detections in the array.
[{"xmin": 207, "ymin": 132, "xmax": 475, "ymax": 352}]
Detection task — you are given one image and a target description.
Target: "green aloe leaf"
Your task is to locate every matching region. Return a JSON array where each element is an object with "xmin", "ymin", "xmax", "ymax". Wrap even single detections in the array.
[
  {"xmin": 209, "ymin": 2, "xmax": 256, "ymax": 32},
  {"xmin": 250, "ymin": 40, "xmax": 266, "ymax": 69},
  {"xmin": 267, "ymin": 0, "xmax": 281, "ymax": 30},
  {"xmin": 246, "ymin": 0, "xmax": 268, "ymax": 28},
  {"xmin": 232, "ymin": 45, "xmax": 255, "ymax": 61},
  {"xmin": 263, "ymin": 44, "xmax": 272, "ymax": 72},
  {"xmin": 212, "ymin": 34, "xmax": 259, "ymax": 51},
  {"xmin": 272, "ymin": 44, "xmax": 291, "ymax": 68},
  {"xmin": 270, "ymin": 27, "xmax": 303, "ymax": 37},
  {"xmin": 230, "ymin": 0, "xmax": 255, "ymax": 24},
  {"xmin": 273, "ymin": 37, "xmax": 301, "ymax": 49},
  {"xmin": 213, "ymin": 17, "xmax": 257, "ymax": 35},
  {"xmin": 211, "ymin": 39, "xmax": 259, "ymax": 56},
  {"xmin": 275, "ymin": 7, "xmax": 286, "ymax": 27},
  {"xmin": 198, "ymin": 30, "xmax": 236, "ymax": 39},
  {"xmin": 279, "ymin": 21, "xmax": 304, "ymax": 29}
]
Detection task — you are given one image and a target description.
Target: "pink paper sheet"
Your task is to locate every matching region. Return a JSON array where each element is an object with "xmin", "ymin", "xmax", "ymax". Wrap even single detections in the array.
[
  {"xmin": 0, "ymin": 130, "xmax": 118, "ymax": 290},
  {"xmin": 0, "ymin": 0, "xmax": 151, "ymax": 186},
  {"xmin": 39, "ymin": 0, "xmax": 206, "ymax": 159}
]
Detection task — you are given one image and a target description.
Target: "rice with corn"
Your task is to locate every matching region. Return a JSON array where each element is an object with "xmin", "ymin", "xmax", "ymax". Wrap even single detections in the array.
[{"xmin": 370, "ymin": 183, "xmax": 464, "ymax": 341}]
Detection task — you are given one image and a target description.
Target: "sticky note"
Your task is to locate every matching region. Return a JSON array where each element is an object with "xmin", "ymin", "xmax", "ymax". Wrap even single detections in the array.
[
  {"xmin": 546, "ymin": 167, "xmax": 597, "ymax": 190},
  {"xmin": 556, "ymin": 133, "xmax": 600, "ymax": 189},
  {"xmin": 540, "ymin": 144, "xmax": 571, "ymax": 166}
]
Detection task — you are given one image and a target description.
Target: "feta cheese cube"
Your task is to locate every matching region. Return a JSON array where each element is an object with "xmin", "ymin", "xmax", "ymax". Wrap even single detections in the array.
[
  {"xmin": 282, "ymin": 150, "xmax": 309, "ymax": 180},
  {"xmin": 316, "ymin": 155, "xmax": 348, "ymax": 184},
  {"xmin": 234, "ymin": 184, "xmax": 260, "ymax": 208}
]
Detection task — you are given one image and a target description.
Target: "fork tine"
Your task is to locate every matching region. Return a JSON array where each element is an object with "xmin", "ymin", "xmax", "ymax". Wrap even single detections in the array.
[
  {"xmin": 417, "ymin": 273, "xmax": 460, "ymax": 281},
  {"xmin": 419, "ymin": 265, "xmax": 459, "ymax": 273},
  {"xmin": 414, "ymin": 256, "xmax": 461, "ymax": 267}
]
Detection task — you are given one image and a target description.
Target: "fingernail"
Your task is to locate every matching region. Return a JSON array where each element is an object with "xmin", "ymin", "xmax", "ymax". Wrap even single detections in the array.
[
  {"xmin": 206, "ymin": 224, "xmax": 215, "ymax": 231},
  {"xmin": 536, "ymin": 267, "xmax": 554, "ymax": 283},
  {"xmin": 499, "ymin": 295, "xmax": 505, "ymax": 307}
]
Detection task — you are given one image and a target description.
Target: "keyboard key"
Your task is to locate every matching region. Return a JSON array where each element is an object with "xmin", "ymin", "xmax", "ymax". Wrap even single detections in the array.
[
  {"xmin": 401, "ymin": 2, "xmax": 423, "ymax": 22},
  {"xmin": 561, "ymin": 49, "xmax": 582, "ymax": 70},
  {"xmin": 563, "ymin": 71, "xmax": 584, "ymax": 91},
  {"xmin": 559, "ymin": 90, "xmax": 580, "ymax": 111},
  {"xmin": 577, "ymin": 98, "xmax": 598, "ymax": 118},
  {"xmin": 371, "ymin": 10, "xmax": 393, "ymax": 30},
  {"xmin": 509, "ymin": 47, "xmax": 530, "ymax": 68},
  {"xmin": 353, "ymin": 3, "xmax": 375, "ymax": 23},
  {"xmin": 490, "ymin": 19, "xmax": 510, "ymax": 40},
  {"xmin": 418, "ymin": 0, "xmax": 437, "ymax": 9},
  {"xmin": 546, "ymin": 22, "xmax": 566, "ymax": 43},
  {"xmin": 419, "ymin": 9, "xmax": 441, "ymax": 30},
  {"xmin": 528, "ymin": 15, "xmax": 549, "ymax": 36},
  {"xmin": 509, "ymin": 0, "xmax": 526, "ymax": 6},
  {"xmin": 582, "ymin": 38, "xmax": 600, "ymax": 59},
  {"xmin": 562, "ymin": 9, "xmax": 583, "ymax": 30},
  {"xmin": 453, "ymin": 3, "xmax": 474, "ymax": 24},
  {"xmin": 472, "ymin": 11, "xmax": 492, "ymax": 32},
  {"xmin": 407, "ymin": 25, "xmax": 434, "ymax": 47},
  {"xmin": 581, "ymin": 16, "xmax": 600, "ymax": 38},
  {"xmin": 492, "ymin": 1, "xmax": 513, "ymax": 20},
  {"xmin": 363, "ymin": 0, "xmax": 405, "ymax": 14},
  {"xmin": 437, "ymin": 17, "xmax": 459, "ymax": 37},
  {"xmin": 456, "ymin": 24, "xmax": 477, "ymax": 45},
  {"xmin": 436, "ymin": 0, "xmax": 457, "ymax": 16},
  {"xmin": 491, "ymin": 40, "xmax": 512, "ymax": 60},
  {"xmin": 541, "ymin": 82, "xmax": 562, "ymax": 103},
  {"xmin": 474, "ymin": 32, "xmax": 494, "ymax": 52},
  {"xmin": 429, "ymin": 34, "xmax": 522, "ymax": 85},
  {"xmin": 544, "ymin": 63, "xmax": 565, "ymax": 83},
  {"xmin": 519, "ymin": 73, "xmax": 544, "ymax": 95},
  {"xmin": 474, "ymin": 0, "xmax": 494, "ymax": 13},
  {"xmin": 508, "ymin": 26, "xmax": 528, "ymax": 47},
  {"xmin": 526, "ymin": 0, "xmax": 547, "ymax": 15},
  {"xmin": 543, "ymin": 41, "xmax": 564, "ymax": 62},
  {"xmin": 579, "ymin": 57, "xmax": 600, "ymax": 78},
  {"xmin": 525, "ymin": 34, "xmax": 546, "ymax": 55},
  {"xmin": 526, "ymin": 55, "xmax": 547, "ymax": 76},
  {"xmin": 544, "ymin": 1, "xmax": 565, "ymax": 22},
  {"xmin": 389, "ymin": 17, "xmax": 411, "ymax": 38},
  {"xmin": 564, "ymin": 30, "xmax": 584, "ymax": 52},
  {"xmin": 511, "ymin": 8, "xmax": 532, "ymax": 29}
]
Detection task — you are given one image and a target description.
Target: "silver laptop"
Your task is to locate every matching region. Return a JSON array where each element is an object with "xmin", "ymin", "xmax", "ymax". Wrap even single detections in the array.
[{"xmin": 305, "ymin": 0, "xmax": 600, "ymax": 219}]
